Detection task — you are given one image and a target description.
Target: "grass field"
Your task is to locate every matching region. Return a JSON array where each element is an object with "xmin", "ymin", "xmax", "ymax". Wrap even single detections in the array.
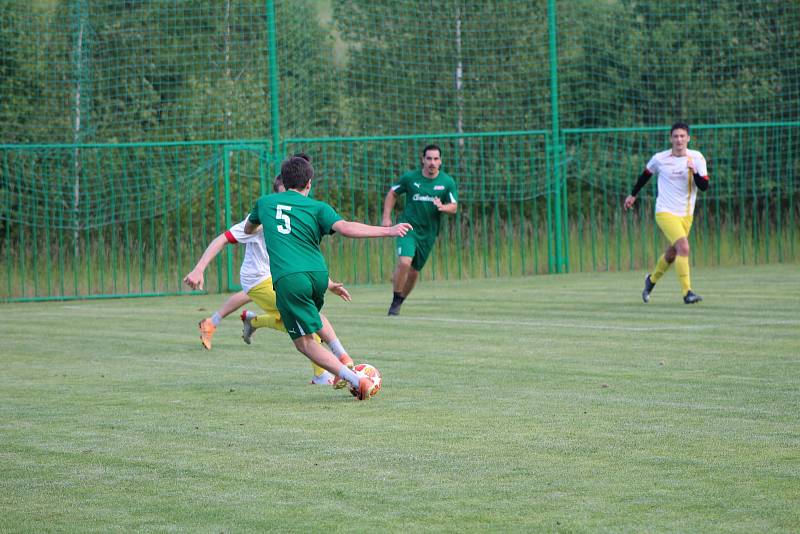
[{"xmin": 1, "ymin": 264, "xmax": 799, "ymax": 532}]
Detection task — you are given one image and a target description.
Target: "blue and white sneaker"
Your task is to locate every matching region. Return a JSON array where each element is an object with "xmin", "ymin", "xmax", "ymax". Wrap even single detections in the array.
[
  {"xmin": 642, "ymin": 274, "xmax": 656, "ymax": 303},
  {"xmin": 240, "ymin": 309, "xmax": 256, "ymax": 345},
  {"xmin": 311, "ymin": 370, "xmax": 336, "ymax": 385},
  {"xmin": 683, "ymin": 290, "xmax": 703, "ymax": 304}
]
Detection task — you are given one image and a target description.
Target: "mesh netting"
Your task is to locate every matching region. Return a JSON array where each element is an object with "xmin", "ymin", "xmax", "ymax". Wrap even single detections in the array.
[
  {"xmin": 2, "ymin": 0, "xmax": 798, "ymax": 143},
  {"xmin": 0, "ymin": 1, "xmax": 798, "ymax": 299}
]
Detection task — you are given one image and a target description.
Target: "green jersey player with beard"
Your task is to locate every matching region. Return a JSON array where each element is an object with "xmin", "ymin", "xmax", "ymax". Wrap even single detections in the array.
[{"xmin": 382, "ymin": 144, "xmax": 458, "ymax": 316}]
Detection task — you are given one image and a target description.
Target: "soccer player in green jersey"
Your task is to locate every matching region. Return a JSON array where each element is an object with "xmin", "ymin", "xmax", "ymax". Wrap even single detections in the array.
[
  {"xmin": 246, "ymin": 156, "xmax": 412, "ymax": 400},
  {"xmin": 382, "ymin": 144, "xmax": 458, "ymax": 316}
]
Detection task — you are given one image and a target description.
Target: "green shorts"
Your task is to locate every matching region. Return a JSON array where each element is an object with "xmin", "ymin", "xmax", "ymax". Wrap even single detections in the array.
[
  {"xmin": 273, "ymin": 271, "xmax": 328, "ymax": 340},
  {"xmin": 396, "ymin": 233, "xmax": 434, "ymax": 271}
]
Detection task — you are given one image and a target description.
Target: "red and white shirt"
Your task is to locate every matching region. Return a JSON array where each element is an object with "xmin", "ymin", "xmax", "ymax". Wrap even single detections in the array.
[
  {"xmin": 646, "ymin": 149, "xmax": 708, "ymax": 216},
  {"xmin": 224, "ymin": 218, "xmax": 271, "ymax": 294}
]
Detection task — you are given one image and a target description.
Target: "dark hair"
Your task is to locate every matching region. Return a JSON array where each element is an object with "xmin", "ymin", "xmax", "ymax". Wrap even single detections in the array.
[
  {"xmin": 280, "ymin": 156, "xmax": 314, "ymax": 190},
  {"xmin": 274, "ymin": 153, "xmax": 311, "ymax": 192},
  {"xmin": 670, "ymin": 122, "xmax": 690, "ymax": 135},
  {"xmin": 421, "ymin": 144, "xmax": 441, "ymax": 158}
]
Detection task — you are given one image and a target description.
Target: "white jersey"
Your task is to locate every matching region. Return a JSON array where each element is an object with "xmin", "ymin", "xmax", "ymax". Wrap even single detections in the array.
[
  {"xmin": 646, "ymin": 149, "xmax": 708, "ymax": 216},
  {"xmin": 224, "ymin": 218, "xmax": 271, "ymax": 294}
]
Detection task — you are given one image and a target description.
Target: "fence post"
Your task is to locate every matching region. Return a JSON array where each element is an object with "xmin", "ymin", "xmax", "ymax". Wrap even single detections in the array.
[
  {"xmin": 266, "ymin": 0, "xmax": 282, "ymax": 178},
  {"xmin": 547, "ymin": 0, "xmax": 567, "ymax": 273},
  {"xmin": 223, "ymin": 146, "xmax": 235, "ymax": 291}
]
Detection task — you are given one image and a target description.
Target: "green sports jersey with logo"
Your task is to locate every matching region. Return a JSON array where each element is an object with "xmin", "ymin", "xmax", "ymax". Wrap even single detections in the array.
[
  {"xmin": 391, "ymin": 169, "xmax": 458, "ymax": 243},
  {"xmin": 248, "ymin": 190, "xmax": 342, "ymax": 284}
]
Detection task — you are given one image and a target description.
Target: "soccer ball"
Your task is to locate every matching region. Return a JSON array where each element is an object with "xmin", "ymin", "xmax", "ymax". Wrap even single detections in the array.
[{"xmin": 349, "ymin": 363, "xmax": 382, "ymax": 398}]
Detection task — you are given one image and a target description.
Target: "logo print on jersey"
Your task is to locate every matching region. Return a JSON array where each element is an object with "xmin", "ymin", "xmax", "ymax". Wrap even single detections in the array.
[
  {"xmin": 434, "ymin": 185, "xmax": 445, "ymax": 190},
  {"xmin": 413, "ymin": 182, "xmax": 420, "ymax": 188}
]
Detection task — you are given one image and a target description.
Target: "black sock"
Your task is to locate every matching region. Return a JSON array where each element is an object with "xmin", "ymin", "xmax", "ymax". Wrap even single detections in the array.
[{"xmin": 392, "ymin": 292, "xmax": 405, "ymax": 305}]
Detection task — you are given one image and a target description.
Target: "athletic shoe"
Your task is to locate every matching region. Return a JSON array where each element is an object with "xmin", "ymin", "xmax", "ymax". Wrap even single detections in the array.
[
  {"xmin": 332, "ymin": 376, "xmax": 349, "ymax": 390},
  {"xmin": 338, "ymin": 353, "xmax": 354, "ymax": 369},
  {"xmin": 198, "ymin": 318, "xmax": 216, "ymax": 350},
  {"xmin": 355, "ymin": 377, "xmax": 375, "ymax": 400},
  {"xmin": 387, "ymin": 302, "xmax": 401, "ymax": 316},
  {"xmin": 642, "ymin": 274, "xmax": 655, "ymax": 303},
  {"xmin": 311, "ymin": 370, "xmax": 336, "ymax": 385},
  {"xmin": 240, "ymin": 309, "xmax": 255, "ymax": 345},
  {"xmin": 683, "ymin": 290, "xmax": 703, "ymax": 304}
]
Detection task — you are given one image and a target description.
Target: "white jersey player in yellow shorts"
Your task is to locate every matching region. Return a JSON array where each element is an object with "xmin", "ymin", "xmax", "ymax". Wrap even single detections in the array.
[{"xmin": 624, "ymin": 122, "xmax": 710, "ymax": 304}]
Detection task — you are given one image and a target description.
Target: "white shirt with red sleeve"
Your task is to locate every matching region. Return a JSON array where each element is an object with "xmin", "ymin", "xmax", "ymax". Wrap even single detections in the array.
[
  {"xmin": 224, "ymin": 218, "xmax": 271, "ymax": 294},
  {"xmin": 646, "ymin": 149, "xmax": 708, "ymax": 216}
]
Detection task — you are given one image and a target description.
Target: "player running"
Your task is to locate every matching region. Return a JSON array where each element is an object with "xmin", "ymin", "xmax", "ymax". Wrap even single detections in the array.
[
  {"xmin": 624, "ymin": 122, "xmax": 710, "ymax": 304},
  {"xmin": 382, "ymin": 144, "xmax": 458, "ymax": 316}
]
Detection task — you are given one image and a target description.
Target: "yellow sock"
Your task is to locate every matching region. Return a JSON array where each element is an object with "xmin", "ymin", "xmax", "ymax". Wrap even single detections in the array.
[
  {"xmin": 251, "ymin": 313, "xmax": 283, "ymax": 332},
  {"xmin": 311, "ymin": 334, "xmax": 325, "ymax": 376},
  {"xmin": 675, "ymin": 255, "xmax": 691, "ymax": 296},
  {"xmin": 650, "ymin": 254, "xmax": 671, "ymax": 284}
]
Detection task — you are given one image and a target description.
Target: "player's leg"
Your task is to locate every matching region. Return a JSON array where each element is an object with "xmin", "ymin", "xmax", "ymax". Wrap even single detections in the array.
[
  {"xmin": 244, "ymin": 277, "xmax": 331, "ymax": 381},
  {"xmin": 318, "ymin": 313, "xmax": 353, "ymax": 368},
  {"xmin": 393, "ymin": 239, "xmax": 430, "ymax": 312},
  {"xmin": 643, "ymin": 244, "xmax": 674, "ymax": 302},
  {"xmin": 277, "ymin": 272, "xmax": 374, "ymax": 399},
  {"xmin": 389, "ymin": 255, "xmax": 414, "ymax": 316},
  {"xmin": 292, "ymin": 336, "xmax": 372, "ymax": 399},
  {"xmin": 198, "ymin": 290, "xmax": 252, "ymax": 349},
  {"xmin": 389, "ymin": 234, "xmax": 417, "ymax": 315},
  {"xmin": 675, "ymin": 215, "xmax": 701, "ymax": 303},
  {"xmin": 241, "ymin": 278, "xmax": 283, "ymax": 344},
  {"xmin": 401, "ymin": 268, "xmax": 420, "ymax": 297},
  {"xmin": 645, "ymin": 213, "xmax": 682, "ymax": 302}
]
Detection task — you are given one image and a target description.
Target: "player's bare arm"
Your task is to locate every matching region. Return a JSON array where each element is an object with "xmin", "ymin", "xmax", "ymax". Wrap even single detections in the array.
[
  {"xmin": 328, "ymin": 279, "xmax": 352, "ymax": 302},
  {"xmin": 381, "ymin": 189, "xmax": 398, "ymax": 226},
  {"xmin": 183, "ymin": 233, "xmax": 229, "ymax": 290},
  {"xmin": 433, "ymin": 197, "xmax": 457, "ymax": 214},
  {"xmin": 333, "ymin": 219, "xmax": 411, "ymax": 238}
]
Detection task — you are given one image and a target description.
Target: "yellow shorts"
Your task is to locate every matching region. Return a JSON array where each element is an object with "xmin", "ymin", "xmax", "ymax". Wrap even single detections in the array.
[
  {"xmin": 247, "ymin": 277, "xmax": 280, "ymax": 316},
  {"xmin": 655, "ymin": 212, "xmax": 693, "ymax": 245}
]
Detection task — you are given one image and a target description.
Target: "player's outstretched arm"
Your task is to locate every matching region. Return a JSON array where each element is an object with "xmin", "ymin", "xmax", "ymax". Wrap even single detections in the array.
[
  {"xmin": 333, "ymin": 220, "xmax": 412, "ymax": 238},
  {"xmin": 183, "ymin": 233, "xmax": 228, "ymax": 290},
  {"xmin": 328, "ymin": 278, "xmax": 352, "ymax": 302}
]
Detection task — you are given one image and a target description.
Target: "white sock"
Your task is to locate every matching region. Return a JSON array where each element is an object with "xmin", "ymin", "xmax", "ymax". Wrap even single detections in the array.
[
  {"xmin": 338, "ymin": 366, "xmax": 360, "ymax": 389},
  {"xmin": 311, "ymin": 370, "xmax": 335, "ymax": 385},
  {"xmin": 211, "ymin": 312, "xmax": 222, "ymax": 326},
  {"xmin": 328, "ymin": 338, "xmax": 346, "ymax": 357}
]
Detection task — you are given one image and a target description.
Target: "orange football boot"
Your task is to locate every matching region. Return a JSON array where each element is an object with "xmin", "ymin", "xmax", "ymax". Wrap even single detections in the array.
[{"xmin": 198, "ymin": 318, "xmax": 216, "ymax": 350}]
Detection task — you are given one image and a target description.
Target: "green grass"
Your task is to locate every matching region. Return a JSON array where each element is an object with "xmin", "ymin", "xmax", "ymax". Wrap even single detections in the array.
[{"xmin": 1, "ymin": 264, "xmax": 799, "ymax": 532}]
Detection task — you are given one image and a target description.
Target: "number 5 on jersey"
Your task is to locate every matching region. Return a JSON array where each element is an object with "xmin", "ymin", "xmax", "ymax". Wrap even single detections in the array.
[{"xmin": 276, "ymin": 204, "xmax": 292, "ymax": 234}]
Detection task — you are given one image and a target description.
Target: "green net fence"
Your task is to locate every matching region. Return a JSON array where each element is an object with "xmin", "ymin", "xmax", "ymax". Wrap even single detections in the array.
[{"xmin": 1, "ymin": 0, "xmax": 799, "ymax": 301}]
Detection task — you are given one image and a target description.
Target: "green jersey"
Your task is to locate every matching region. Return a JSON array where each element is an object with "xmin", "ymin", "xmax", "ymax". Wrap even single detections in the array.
[
  {"xmin": 248, "ymin": 190, "xmax": 342, "ymax": 284},
  {"xmin": 391, "ymin": 169, "xmax": 458, "ymax": 243}
]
